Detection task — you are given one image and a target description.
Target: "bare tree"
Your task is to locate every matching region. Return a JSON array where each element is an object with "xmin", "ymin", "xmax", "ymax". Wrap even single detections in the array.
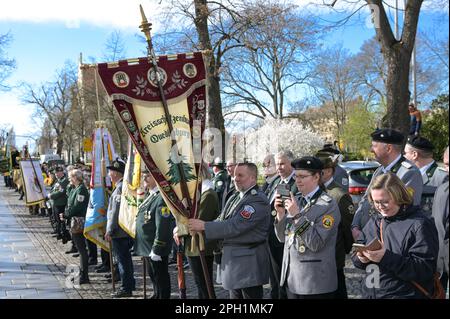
[
  {"xmin": 353, "ymin": 34, "xmax": 446, "ymax": 111},
  {"xmin": 417, "ymin": 11, "xmax": 449, "ymax": 94},
  {"xmin": 310, "ymin": 44, "xmax": 361, "ymax": 142},
  {"xmin": 353, "ymin": 37, "xmax": 388, "ymax": 107},
  {"xmin": 221, "ymin": 2, "xmax": 321, "ymax": 120},
  {"xmin": 21, "ymin": 61, "xmax": 77, "ymax": 156},
  {"xmin": 156, "ymin": 0, "xmax": 263, "ymax": 157},
  {"xmin": 0, "ymin": 32, "xmax": 16, "ymax": 91},
  {"xmin": 315, "ymin": 0, "xmax": 424, "ymax": 135},
  {"xmin": 366, "ymin": 0, "xmax": 421, "ymax": 134}
]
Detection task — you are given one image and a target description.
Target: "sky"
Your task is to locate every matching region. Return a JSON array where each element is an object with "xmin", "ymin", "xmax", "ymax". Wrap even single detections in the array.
[{"xmin": 0, "ymin": 0, "xmax": 448, "ymax": 151}]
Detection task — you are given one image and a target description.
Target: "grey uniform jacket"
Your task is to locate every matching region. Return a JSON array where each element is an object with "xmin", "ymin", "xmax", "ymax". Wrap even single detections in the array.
[
  {"xmin": 421, "ymin": 163, "xmax": 448, "ymax": 215},
  {"xmin": 106, "ymin": 179, "xmax": 129, "ymax": 238},
  {"xmin": 352, "ymin": 156, "xmax": 423, "ymax": 230},
  {"xmin": 204, "ymin": 186, "xmax": 271, "ymax": 291},
  {"xmin": 274, "ymin": 191, "xmax": 341, "ymax": 295},
  {"xmin": 432, "ymin": 181, "xmax": 449, "ymax": 275}
]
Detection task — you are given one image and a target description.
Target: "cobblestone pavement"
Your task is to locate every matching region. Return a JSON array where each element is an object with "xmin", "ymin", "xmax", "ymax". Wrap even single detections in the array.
[{"xmin": 0, "ymin": 185, "xmax": 364, "ymax": 299}]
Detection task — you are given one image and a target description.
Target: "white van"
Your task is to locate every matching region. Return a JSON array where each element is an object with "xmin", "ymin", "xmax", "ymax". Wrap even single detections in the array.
[{"xmin": 40, "ymin": 154, "xmax": 61, "ymax": 164}]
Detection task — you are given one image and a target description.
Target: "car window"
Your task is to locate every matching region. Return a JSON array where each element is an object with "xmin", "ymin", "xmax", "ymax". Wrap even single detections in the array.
[{"xmin": 350, "ymin": 168, "xmax": 377, "ymax": 185}]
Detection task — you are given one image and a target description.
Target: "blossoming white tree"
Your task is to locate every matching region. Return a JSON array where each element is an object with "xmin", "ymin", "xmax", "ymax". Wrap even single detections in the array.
[{"xmin": 244, "ymin": 118, "xmax": 324, "ymax": 164}]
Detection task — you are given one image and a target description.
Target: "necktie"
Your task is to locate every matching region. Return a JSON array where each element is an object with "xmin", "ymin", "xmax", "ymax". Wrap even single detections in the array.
[{"xmin": 299, "ymin": 196, "xmax": 308, "ymax": 210}]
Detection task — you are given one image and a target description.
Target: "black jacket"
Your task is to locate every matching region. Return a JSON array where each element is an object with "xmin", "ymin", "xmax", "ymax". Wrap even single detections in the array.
[{"xmin": 352, "ymin": 205, "xmax": 439, "ymax": 299}]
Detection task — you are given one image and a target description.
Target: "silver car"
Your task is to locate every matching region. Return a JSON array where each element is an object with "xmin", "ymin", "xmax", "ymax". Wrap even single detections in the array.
[{"xmin": 338, "ymin": 161, "xmax": 380, "ymax": 206}]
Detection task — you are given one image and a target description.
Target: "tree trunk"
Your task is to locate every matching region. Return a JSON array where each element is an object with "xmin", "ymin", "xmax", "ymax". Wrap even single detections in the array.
[
  {"xmin": 382, "ymin": 48, "xmax": 411, "ymax": 134},
  {"xmin": 194, "ymin": 0, "xmax": 226, "ymax": 159},
  {"xmin": 56, "ymin": 135, "xmax": 64, "ymax": 157},
  {"xmin": 367, "ymin": 0, "xmax": 423, "ymax": 137}
]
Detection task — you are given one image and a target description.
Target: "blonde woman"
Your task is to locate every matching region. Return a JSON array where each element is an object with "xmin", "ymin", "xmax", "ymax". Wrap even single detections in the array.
[{"xmin": 352, "ymin": 173, "xmax": 439, "ymax": 299}]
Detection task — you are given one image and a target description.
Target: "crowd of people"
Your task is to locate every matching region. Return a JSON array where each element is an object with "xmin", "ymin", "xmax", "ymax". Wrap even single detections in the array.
[{"xmin": 2, "ymin": 127, "xmax": 448, "ymax": 299}]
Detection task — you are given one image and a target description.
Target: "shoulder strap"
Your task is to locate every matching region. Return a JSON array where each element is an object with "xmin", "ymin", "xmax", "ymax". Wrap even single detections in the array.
[
  {"xmin": 426, "ymin": 162, "xmax": 438, "ymax": 178},
  {"xmin": 411, "ymin": 280, "xmax": 432, "ymax": 299},
  {"xmin": 391, "ymin": 156, "xmax": 406, "ymax": 174}
]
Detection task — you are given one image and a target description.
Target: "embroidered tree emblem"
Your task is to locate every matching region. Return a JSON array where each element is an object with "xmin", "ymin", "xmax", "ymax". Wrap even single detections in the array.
[{"xmin": 166, "ymin": 155, "xmax": 196, "ymax": 185}]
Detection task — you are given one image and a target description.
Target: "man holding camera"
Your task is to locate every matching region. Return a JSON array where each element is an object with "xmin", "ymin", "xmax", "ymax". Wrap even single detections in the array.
[
  {"xmin": 266, "ymin": 151, "xmax": 298, "ymax": 299},
  {"xmin": 316, "ymin": 153, "xmax": 354, "ymax": 299},
  {"xmin": 274, "ymin": 156, "xmax": 340, "ymax": 299}
]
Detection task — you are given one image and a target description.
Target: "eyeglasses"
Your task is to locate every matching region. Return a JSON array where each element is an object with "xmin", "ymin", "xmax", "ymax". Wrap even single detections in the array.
[
  {"xmin": 295, "ymin": 174, "xmax": 314, "ymax": 180},
  {"xmin": 372, "ymin": 200, "xmax": 390, "ymax": 208}
]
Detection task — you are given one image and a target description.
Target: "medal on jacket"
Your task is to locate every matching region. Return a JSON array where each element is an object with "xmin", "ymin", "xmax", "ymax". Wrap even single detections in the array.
[
  {"xmin": 144, "ymin": 211, "xmax": 151, "ymax": 223},
  {"xmin": 298, "ymin": 238, "xmax": 306, "ymax": 253}
]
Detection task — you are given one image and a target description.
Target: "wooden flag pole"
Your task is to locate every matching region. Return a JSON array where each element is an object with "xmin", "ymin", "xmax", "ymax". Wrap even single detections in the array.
[
  {"xmin": 139, "ymin": 4, "xmax": 193, "ymax": 299},
  {"xmin": 139, "ymin": 5, "xmax": 192, "ymax": 215}
]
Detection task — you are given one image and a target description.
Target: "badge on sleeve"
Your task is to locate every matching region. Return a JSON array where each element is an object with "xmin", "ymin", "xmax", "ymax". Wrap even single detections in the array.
[
  {"xmin": 77, "ymin": 194, "xmax": 85, "ymax": 202},
  {"xmin": 348, "ymin": 204, "xmax": 355, "ymax": 215},
  {"xmin": 240, "ymin": 205, "xmax": 255, "ymax": 219},
  {"xmin": 160, "ymin": 207, "xmax": 171, "ymax": 218},
  {"xmin": 342, "ymin": 178, "xmax": 349, "ymax": 186},
  {"xmin": 217, "ymin": 181, "xmax": 223, "ymax": 187},
  {"xmin": 322, "ymin": 214, "xmax": 334, "ymax": 229}
]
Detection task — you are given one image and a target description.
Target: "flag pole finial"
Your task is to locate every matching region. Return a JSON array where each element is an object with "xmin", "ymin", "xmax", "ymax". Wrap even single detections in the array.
[{"xmin": 139, "ymin": 5, "xmax": 152, "ymax": 44}]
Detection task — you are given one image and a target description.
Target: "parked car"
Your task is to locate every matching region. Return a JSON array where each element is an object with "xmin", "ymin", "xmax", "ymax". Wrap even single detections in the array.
[{"xmin": 338, "ymin": 161, "xmax": 380, "ymax": 206}]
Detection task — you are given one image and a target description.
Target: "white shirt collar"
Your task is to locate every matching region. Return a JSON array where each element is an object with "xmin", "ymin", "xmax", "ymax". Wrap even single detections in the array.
[
  {"xmin": 304, "ymin": 186, "xmax": 321, "ymax": 202},
  {"xmin": 383, "ymin": 154, "xmax": 402, "ymax": 172},
  {"xmin": 149, "ymin": 186, "xmax": 159, "ymax": 195},
  {"xmin": 281, "ymin": 170, "xmax": 295, "ymax": 184},
  {"xmin": 420, "ymin": 160, "xmax": 435, "ymax": 176},
  {"xmin": 324, "ymin": 177, "xmax": 334, "ymax": 188}
]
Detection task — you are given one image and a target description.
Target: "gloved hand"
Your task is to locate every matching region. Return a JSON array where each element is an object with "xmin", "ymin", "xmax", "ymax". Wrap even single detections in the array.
[{"xmin": 149, "ymin": 251, "xmax": 162, "ymax": 262}]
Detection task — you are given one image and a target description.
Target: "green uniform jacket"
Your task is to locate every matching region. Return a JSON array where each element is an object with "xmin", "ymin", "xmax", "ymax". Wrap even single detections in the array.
[
  {"xmin": 185, "ymin": 188, "xmax": 220, "ymax": 257},
  {"xmin": 325, "ymin": 180, "xmax": 354, "ymax": 269},
  {"xmin": 66, "ymin": 184, "xmax": 74, "ymax": 201},
  {"xmin": 65, "ymin": 183, "xmax": 89, "ymax": 219},
  {"xmin": 212, "ymin": 170, "xmax": 228, "ymax": 209},
  {"xmin": 213, "ymin": 170, "xmax": 227, "ymax": 193},
  {"xmin": 49, "ymin": 176, "xmax": 69, "ymax": 207},
  {"xmin": 134, "ymin": 190, "xmax": 174, "ymax": 257}
]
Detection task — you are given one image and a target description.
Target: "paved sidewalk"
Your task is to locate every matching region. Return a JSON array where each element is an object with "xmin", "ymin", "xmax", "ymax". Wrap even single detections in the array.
[
  {"xmin": 0, "ymin": 196, "xmax": 69, "ymax": 299},
  {"xmin": 0, "ymin": 185, "xmax": 365, "ymax": 299}
]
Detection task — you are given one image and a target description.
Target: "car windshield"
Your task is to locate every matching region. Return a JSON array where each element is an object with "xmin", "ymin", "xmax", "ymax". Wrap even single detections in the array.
[{"xmin": 350, "ymin": 168, "xmax": 376, "ymax": 185}]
